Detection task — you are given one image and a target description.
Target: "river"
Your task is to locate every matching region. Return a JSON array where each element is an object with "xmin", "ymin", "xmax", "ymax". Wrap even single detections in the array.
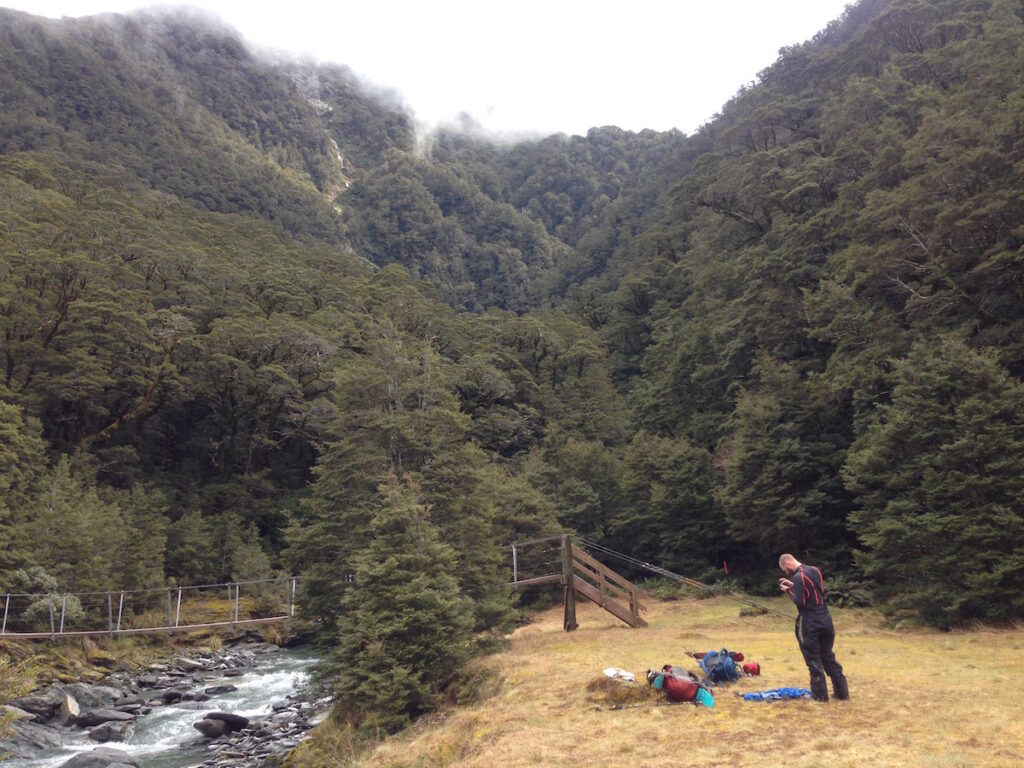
[{"xmin": 5, "ymin": 648, "xmax": 319, "ymax": 768}]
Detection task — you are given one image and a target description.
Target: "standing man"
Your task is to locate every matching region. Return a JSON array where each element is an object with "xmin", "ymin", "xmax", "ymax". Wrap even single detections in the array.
[{"xmin": 778, "ymin": 553, "xmax": 849, "ymax": 702}]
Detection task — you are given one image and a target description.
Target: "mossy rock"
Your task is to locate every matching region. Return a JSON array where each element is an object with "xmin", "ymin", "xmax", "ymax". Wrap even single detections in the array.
[
  {"xmin": 50, "ymin": 652, "xmax": 83, "ymax": 673},
  {"xmin": 86, "ymin": 648, "xmax": 119, "ymax": 669},
  {"xmin": 584, "ymin": 676, "xmax": 657, "ymax": 706}
]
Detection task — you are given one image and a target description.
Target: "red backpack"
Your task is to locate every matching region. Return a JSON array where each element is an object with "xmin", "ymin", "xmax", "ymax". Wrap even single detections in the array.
[
  {"xmin": 664, "ymin": 674, "xmax": 700, "ymax": 702},
  {"xmin": 651, "ymin": 665, "xmax": 702, "ymax": 702}
]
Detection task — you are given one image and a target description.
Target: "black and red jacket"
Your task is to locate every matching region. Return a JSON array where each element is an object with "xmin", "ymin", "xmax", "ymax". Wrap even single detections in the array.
[{"xmin": 787, "ymin": 564, "xmax": 828, "ymax": 614}]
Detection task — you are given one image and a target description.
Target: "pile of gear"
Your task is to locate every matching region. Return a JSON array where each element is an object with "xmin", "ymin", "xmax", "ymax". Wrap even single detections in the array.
[
  {"xmin": 597, "ymin": 647, "xmax": 823, "ymax": 709},
  {"xmin": 644, "ymin": 647, "xmax": 762, "ymax": 707},
  {"xmin": 688, "ymin": 648, "xmax": 760, "ymax": 683}
]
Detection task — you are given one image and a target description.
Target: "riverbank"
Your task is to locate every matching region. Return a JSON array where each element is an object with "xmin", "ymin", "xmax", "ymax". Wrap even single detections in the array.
[
  {"xmin": 291, "ymin": 596, "xmax": 1024, "ymax": 768},
  {"xmin": 1, "ymin": 631, "xmax": 321, "ymax": 767}
]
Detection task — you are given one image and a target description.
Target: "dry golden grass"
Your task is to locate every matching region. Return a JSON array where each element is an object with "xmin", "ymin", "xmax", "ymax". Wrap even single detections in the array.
[{"xmin": 329, "ymin": 596, "xmax": 1024, "ymax": 768}]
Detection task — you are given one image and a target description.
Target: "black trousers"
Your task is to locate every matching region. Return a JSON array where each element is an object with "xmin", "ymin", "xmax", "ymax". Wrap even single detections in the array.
[{"xmin": 796, "ymin": 610, "xmax": 848, "ymax": 701}]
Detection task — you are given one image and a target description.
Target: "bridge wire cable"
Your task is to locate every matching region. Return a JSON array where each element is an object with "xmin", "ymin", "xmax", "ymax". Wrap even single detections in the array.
[{"xmin": 573, "ymin": 537, "xmax": 795, "ymax": 620}]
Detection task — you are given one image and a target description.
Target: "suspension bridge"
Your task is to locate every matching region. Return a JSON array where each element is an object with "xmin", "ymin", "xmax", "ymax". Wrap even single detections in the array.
[
  {"xmin": 0, "ymin": 576, "xmax": 299, "ymax": 640},
  {"xmin": 2, "ymin": 537, "xmax": 787, "ymax": 641}
]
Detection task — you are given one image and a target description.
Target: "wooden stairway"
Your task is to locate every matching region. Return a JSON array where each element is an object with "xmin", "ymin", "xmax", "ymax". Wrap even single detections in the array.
[{"xmin": 561, "ymin": 536, "xmax": 648, "ymax": 631}]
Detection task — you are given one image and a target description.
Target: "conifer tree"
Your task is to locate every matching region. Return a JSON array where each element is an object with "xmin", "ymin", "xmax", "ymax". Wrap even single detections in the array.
[
  {"xmin": 30, "ymin": 455, "xmax": 121, "ymax": 592},
  {"xmin": 610, "ymin": 431, "xmax": 720, "ymax": 577},
  {"xmin": 330, "ymin": 479, "xmax": 473, "ymax": 735},
  {"xmin": 0, "ymin": 398, "xmax": 47, "ymax": 580},
  {"xmin": 115, "ymin": 486, "xmax": 169, "ymax": 593},
  {"xmin": 717, "ymin": 359, "xmax": 855, "ymax": 571},
  {"xmin": 845, "ymin": 339, "xmax": 1024, "ymax": 624},
  {"xmin": 289, "ymin": 318, "xmax": 517, "ymax": 637},
  {"xmin": 165, "ymin": 509, "xmax": 218, "ymax": 585}
]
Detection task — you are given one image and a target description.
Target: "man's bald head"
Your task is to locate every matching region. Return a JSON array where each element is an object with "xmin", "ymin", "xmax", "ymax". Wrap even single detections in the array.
[{"xmin": 779, "ymin": 553, "xmax": 800, "ymax": 573}]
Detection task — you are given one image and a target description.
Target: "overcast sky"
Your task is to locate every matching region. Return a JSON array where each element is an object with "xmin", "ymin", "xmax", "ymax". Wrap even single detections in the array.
[{"xmin": 6, "ymin": 1, "xmax": 853, "ymax": 137}]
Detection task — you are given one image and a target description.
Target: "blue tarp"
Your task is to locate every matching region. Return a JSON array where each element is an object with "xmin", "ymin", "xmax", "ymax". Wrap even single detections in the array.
[{"xmin": 742, "ymin": 687, "xmax": 811, "ymax": 701}]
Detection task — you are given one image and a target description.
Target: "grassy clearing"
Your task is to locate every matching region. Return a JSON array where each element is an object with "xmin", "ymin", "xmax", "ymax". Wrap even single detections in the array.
[{"xmin": 300, "ymin": 596, "xmax": 1024, "ymax": 768}]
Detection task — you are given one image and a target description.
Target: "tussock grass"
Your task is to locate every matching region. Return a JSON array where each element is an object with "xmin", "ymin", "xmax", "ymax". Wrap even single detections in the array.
[{"xmin": 307, "ymin": 596, "xmax": 1024, "ymax": 768}]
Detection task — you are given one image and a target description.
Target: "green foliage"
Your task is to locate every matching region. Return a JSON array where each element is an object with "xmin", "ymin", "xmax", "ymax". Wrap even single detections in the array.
[
  {"xmin": 6, "ymin": 566, "xmax": 86, "ymax": 631},
  {"xmin": 0, "ymin": 397, "xmax": 48, "ymax": 578},
  {"xmin": 343, "ymin": 150, "xmax": 568, "ymax": 310},
  {"xmin": 287, "ymin": 292, "xmax": 522, "ymax": 638},
  {"xmin": 845, "ymin": 339, "xmax": 1024, "ymax": 625},
  {"xmin": 824, "ymin": 574, "xmax": 873, "ymax": 609},
  {"xmin": 716, "ymin": 360, "xmax": 855, "ymax": 572},
  {"xmin": 637, "ymin": 578, "xmax": 710, "ymax": 602},
  {"xmin": 0, "ymin": 10, "xmax": 344, "ymax": 242},
  {"xmin": 610, "ymin": 432, "xmax": 721, "ymax": 576},
  {"xmin": 523, "ymin": 0, "xmax": 1024, "ymax": 622},
  {"xmin": 165, "ymin": 510, "xmax": 218, "ymax": 585},
  {"xmin": 330, "ymin": 480, "xmax": 474, "ymax": 736}
]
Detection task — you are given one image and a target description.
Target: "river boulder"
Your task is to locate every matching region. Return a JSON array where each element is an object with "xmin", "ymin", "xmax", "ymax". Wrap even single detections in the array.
[
  {"xmin": 73, "ymin": 709, "xmax": 136, "ymax": 727},
  {"xmin": 0, "ymin": 704, "xmax": 38, "ymax": 721},
  {"xmin": 193, "ymin": 718, "xmax": 228, "ymax": 738},
  {"xmin": 61, "ymin": 683, "xmax": 124, "ymax": 709},
  {"xmin": 9, "ymin": 686, "xmax": 64, "ymax": 720},
  {"xmin": 205, "ymin": 711, "xmax": 249, "ymax": 731},
  {"xmin": 58, "ymin": 693, "xmax": 81, "ymax": 725},
  {"xmin": 174, "ymin": 656, "xmax": 210, "ymax": 671},
  {"xmin": 0, "ymin": 719, "xmax": 63, "ymax": 758},
  {"xmin": 203, "ymin": 684, "xmax": 237, "ymax": 695},
  {"xmin": 88, "ymin": 721, "xmax": 131, "ymax": 742},
  {"xmin": 60, "ymin": 746, "xmax": 140, "ymax": 767},
  {"xmin": 85, "ymin": 648, "xmax": 119, "ymax": 670}
]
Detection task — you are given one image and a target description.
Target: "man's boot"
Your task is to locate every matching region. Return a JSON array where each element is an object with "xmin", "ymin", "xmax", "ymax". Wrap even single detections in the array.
[
  {"xmin": 810, "ymin": 670, "xmax": 829, "ymax": 702},
  {"xmin": 832, "ymin": 674, "xmax": 849, "ymax": 701}
]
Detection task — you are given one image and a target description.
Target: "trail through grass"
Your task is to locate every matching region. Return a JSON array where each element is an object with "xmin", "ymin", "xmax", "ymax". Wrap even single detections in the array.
[{"xmin": 334, "ymin": 596, "xmax": 1024, "ymax": 768}]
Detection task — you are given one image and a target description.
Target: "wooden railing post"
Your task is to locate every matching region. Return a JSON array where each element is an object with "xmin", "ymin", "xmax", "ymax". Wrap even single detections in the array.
[
  {"xmin": 167, "ymin": 588, "xmax": 173, "ymax": 634},
  {"xmin": 49, "ymin": 594, "xmax": 55, "ymax": 641},
  {"xmin": 2, "ymin": 594, "xmax": 8, "ymax": 635},
  {"xmin": 561, "ymin": 534, "xmax": 577, "ymax": 632},
  {"xmin": 59, "ymin": 593, "xmax": 67, "ymax": 634},
  {"xmin": 116, "ymin": 591, "xmax": 124, "ymax": 634},
  {"xmin": 108, "ymin": 592, "xmax": 114, "ymax": 639},
  {"xmin": 512, "ymin": 541, "xmax": 519, "ymax": 589}
]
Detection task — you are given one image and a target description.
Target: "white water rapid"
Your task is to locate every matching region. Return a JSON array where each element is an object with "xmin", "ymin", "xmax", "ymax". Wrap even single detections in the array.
[{"xmin": 7, "ymin": 648, "xmax": 318, "ymax": 768}]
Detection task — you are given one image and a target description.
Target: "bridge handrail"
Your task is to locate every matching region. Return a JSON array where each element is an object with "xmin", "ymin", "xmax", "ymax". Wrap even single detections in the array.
[
  {"xmin": 0, "ymin": 576, "xmax": 301, "ymax": 640},
  {"xmin": 0, "ymin": 575, "xmax": 298, "ymax": 599}
]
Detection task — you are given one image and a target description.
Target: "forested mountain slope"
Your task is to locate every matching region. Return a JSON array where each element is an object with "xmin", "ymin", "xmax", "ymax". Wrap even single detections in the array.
[
  {"xmin": 0, "ymin": 6, "xmax": 609, "ymax": 618},
  {"xmin": 2, "ymin": 0, "xmax": 1023, "ymax": 737},
  {"xmin": 333, "ymin": 0, "xmax": 1024, "ymax": 626},
  {"xmin": 582, "ymin": 0, "xmax": 1024, "ymax": 626}
]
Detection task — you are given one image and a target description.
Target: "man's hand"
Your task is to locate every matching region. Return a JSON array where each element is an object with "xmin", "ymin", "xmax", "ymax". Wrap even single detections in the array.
[{"xmin": 779, "ymin": 577, "xmax": 794, "ymax": 593}]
